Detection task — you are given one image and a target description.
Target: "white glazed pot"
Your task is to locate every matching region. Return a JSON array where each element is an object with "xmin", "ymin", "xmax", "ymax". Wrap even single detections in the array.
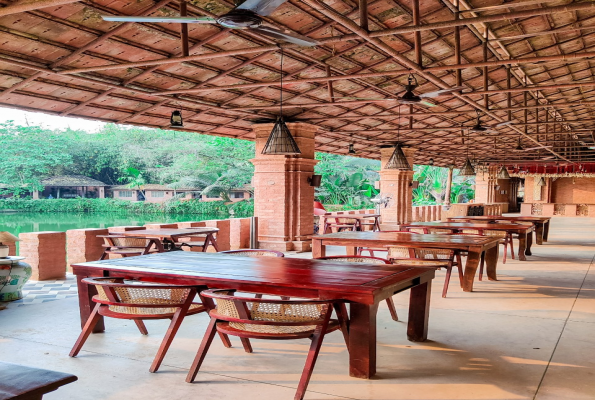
[{"xmin": 0, "ymin": 245, "xmax": 8, "ymax": 258}]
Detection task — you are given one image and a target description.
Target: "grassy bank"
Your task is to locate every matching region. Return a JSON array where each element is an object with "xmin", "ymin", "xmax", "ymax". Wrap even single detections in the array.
[{"xmin": 0, "ymin": 198, "xmax": 254, "ymax": 217}]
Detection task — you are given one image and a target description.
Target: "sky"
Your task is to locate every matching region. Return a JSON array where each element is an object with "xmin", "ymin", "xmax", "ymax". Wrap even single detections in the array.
[{"xmin": 0, "ymin": 106, "xmax": 107, "ymax": 132}]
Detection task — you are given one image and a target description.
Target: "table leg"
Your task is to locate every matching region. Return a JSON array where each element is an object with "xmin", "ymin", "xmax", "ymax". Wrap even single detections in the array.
[
  {"xmin": 76, "ymin": 274, "xmax": 104, "ymax": 333},
  {"xmin": 462, "ymin": 249, "xmax": 481, "ymax": 292},
  {"xmin": 348, "ymin": 302, "xmax": 378, "ymax": 379},
  {"xmin": 407, "ymin": 280, "xmax": 431, "ymax": 342},
  {"xmin": 517, "ymin": 232, "xmax": 528, "ymax": 261},
  {"xmin": 543, "ymin": 221, "xmax": 550, "ymax": 242},
  {"xmin": 312, "ymin": 239, "xmax": 325, "ymax": 258},
  {"xmin": 346, "ymin": 245, "xmax": 357, "ymax": 256},
  {"xmin": 525, "ymin": 230, "xmax": 533, "ymax": 256},
  {"xmin": 535, "ymin": 223, "xmax": 544, "ymax": 245},
  {"xmin": 484, "ymin": 245, "xmax": 499, "ymax": 281}
]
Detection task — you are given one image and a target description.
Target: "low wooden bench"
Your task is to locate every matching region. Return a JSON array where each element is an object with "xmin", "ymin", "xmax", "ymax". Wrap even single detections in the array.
[{"xmin": 0, "ymin": 362, "xmax": 77, "ymax": 399}]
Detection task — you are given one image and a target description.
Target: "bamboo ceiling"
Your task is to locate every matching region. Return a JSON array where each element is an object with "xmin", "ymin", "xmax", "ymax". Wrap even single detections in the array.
[{"xmin": 1, "ymin": 0, "xmax": 595, "ymax": 166}]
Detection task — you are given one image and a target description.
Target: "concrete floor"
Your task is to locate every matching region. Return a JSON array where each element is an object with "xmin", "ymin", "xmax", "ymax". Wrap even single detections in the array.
[{"xmin": 1, "ymin": 217, "xmax": 594, "ymax": 400}]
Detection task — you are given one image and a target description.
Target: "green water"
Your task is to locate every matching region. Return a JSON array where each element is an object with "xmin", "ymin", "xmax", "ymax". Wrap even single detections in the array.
[{"xmin": 0, "ymin": 211, "xmax": 219, "ymax": 238}]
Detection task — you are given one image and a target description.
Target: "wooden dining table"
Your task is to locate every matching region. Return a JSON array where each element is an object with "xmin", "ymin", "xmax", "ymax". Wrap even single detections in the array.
[
  {"xmin": 72, "ymin": 252, "xmax": 435, "ymax": 380},
  {"xmin": 119, "ymin": 228, "xmax": 220, "ymax": 251},
  {"xmin": 401, "ymin": 221, "xmax": 534, "ymax": 261},
  {"xmin": 447, "ymin": 215, "xmax": 551, "ymax": 245},
  {"xmin": 312, "ymin": 231, "xmax": 500, "ymax": 292}
]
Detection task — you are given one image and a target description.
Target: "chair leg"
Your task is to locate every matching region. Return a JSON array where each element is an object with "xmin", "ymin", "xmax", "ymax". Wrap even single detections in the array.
[
  {"xmin": 509, "ymin": 234, "xmax": 515, "ymax": 260},
  {"xmin": 442, "ymin": 266, "xmax": 452, "ymax": 298},
  {"xmin": 240, "ymin": 338, "xmax": 253, "ymax": 353},
  {"xmin": 69, "ymin": 303, "xmax": 102, "ymax": 357},
  {"xmin": 149, "ymin": 306, "xmax": 192, "ymax": 373},
  {"xmin": 455, "ymin": 253, "xmax": 464, "ymax": 285},
  {"xmin": 186, "ymin": 317, "xmax": 218, "ymax": 383},
  {"xmin": 502, "ymin": 242, "xmax": 508, "ymax": 264},
  {"xmin": 332, "ymin": 303, "xmax": 349, "ymax": 349},
  {"xmin": 135, "ymin": 320, "xmax": 149, "ymax": 335},
  {"xmin": 295, "ymin": 326, "xmax": 329, "ymax": 400},
  {"xmin": 479, "ymin": 252, "xmax": 485, "ymax": 281},
  {"xmin": 385, "ymin": 297, "xmax": 399, "ymax": 321}
]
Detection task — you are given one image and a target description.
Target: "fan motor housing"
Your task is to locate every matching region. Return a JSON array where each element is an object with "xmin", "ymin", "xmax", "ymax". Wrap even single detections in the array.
[
  {"xmin": 218, "ymin": 9, "xmax": 262, "ymax": 29},
  {"xmin": 400, "ymin": 90, "xmax": 421, "ymax": 104}
]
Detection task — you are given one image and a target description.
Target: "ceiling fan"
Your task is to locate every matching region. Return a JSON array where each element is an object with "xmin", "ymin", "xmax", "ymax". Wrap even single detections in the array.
[
  {"xmin": 469, "ymin": 111, "xmax": 512, "ymax": 134},
  {"xmin": 334, "ymin": 74, "xmax": 466, "ymax": 107},
  {"xmin": 102, "ymin": 0, "xmax": 318, "ymax": 47}
]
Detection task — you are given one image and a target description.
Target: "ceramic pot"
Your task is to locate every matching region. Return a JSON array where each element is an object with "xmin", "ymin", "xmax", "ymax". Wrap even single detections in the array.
[{"xmin": 0, "ymin": 257, "xmax": 32, "ymax": 302}]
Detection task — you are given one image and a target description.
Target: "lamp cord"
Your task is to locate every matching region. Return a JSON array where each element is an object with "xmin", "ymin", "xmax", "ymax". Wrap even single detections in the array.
[{"xmin": 279, "ymin": 48, "xmax": 283, "ymax": 118}]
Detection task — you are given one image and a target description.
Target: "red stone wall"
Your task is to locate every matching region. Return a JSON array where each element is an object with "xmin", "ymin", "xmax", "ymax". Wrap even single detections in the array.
[
  {"xmin": 551, "ymin": 177, "xmax": 595, "ymax": 203},
  {"xmin": 66, "ymin": 228, "xmax": 108, "ymax": 272},
  {"xmin": 250, "ymin": 122, "xmax": 319, "ymax": 251},
  {"xmin": 19, "ymin": 231, "xmax": 67, "ymax": 281}
]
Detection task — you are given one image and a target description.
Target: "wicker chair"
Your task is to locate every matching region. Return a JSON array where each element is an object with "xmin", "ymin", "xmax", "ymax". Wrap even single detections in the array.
[
  {"xmin": 220, "ymin": 249, "xmax": 285, "ymax": 257},
  {"xmin": 407, "ymin": 228, "xmax": 428, "ymax": 234},
  {"xmin": 428, "ymin": 228, "xmax": 454, "ymax": 234},
  {"xmin": 387, "ymin": 247, "xmax": 463, "ymax": 298},
  {"xmin": 317, "ymin": 256, "xmax": 401, "ymax": 322},
  {"xmin": 186, "ymin": 289, "xmax": 349, "ymax": 400},
  {"xmin": 99, "ymin": 235, "xmax": 163, "ymax": 260},
  {"xmin": 357, "ymin": 231, "xmax": 416, "ymax": 257},
  {"xmin": 483, "ymin": 229, "xmax": 514, "ymax": 263},
  {"xmin": 70, "ymin": 277, "xmax": 206, "ymax": 373},
  {"xmin": 322, "ymin": 215, "xmax": 359, "ymax": 234}
]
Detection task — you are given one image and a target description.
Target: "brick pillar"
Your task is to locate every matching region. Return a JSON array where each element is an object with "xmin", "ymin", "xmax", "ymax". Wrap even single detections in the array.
[
  {"xmin": 19, "ymin": 231, "xmax": 66, "ymax": 281},
  {"xmin": 475, "ymin": 166, "xmax": 498, "ymax": 204},
  {"xmin": 66, "ymin": 228, "xmax": 108, "ymax": 272},
  {"xmin": 230, "ymin": 218, "xmax": 251, "ymax": 249},
  {"xmin": 379, "ymin": 146, "xmax": 416, "ymax": 230},
  {"xmin": 250, "ymin": 122, "xmax": 319, "ymax": 252}
]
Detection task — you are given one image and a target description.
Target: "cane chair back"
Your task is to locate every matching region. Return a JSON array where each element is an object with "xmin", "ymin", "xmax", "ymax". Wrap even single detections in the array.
[
  {"xmin": 70, "ymin": 277, "xmax": 205, "ymax": 373},
  {"xmin": 483, "ymin": 230, "xmax": 507, "ymax": 239},
  {"xmin": 187, "ymin": 289, "xmax": 349, "ymax": 400},
  {"xmin": 415, "ymin": 248, "xmax": 454, "ymax": 260},
  {"xmin": 99, "ymin": 235, "xmax": 161, "ymax": 259},
  {"xmin": 461, "ymin": 229, "xmax": 481, "ymax": 235},
  {"xmin": 428, "ymin": 228, "xmax": 454, "ymax": 234},
  {"xmin": 220, "ymin": 249, "xmax": 285, "ymax": 258}
]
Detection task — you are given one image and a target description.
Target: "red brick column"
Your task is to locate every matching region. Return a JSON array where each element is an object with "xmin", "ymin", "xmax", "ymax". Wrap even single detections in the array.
[
  {"xmin": 379, "ymin": 147, "xmax": 416, "ymax": 230},
  {"xmin": 230, "ymin": 218, "xmax": 251, "ymax": 250},
  {"xmin": 7, "ymin": 242, "xmax": 17, "ymax": 256},
  {"xmin": 19, "ymin": 231, "xmax": 66, "ymax": 281},
  {"xmin": 66, "ymin": 228, "xmax": 108, "ymax": 272},
  {"xmin": 250, "ymin": 122, "xmax": 319, "ymax": 251}
]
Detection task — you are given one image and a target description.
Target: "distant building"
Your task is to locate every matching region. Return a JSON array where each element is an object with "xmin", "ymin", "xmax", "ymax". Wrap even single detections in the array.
[
  {"xmin": 109, "ymin": 184, "xmax": 198, "ymax": 203},
  {"xmin": 35, "ymin": 175, "xmax": 109, "ymax": 199},
  {"xmin": 201, "ymin": 189, "xmax": 252, "ymax": 202}
]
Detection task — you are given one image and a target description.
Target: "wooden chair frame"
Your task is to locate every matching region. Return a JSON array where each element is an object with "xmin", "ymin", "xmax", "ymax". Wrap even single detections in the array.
[
  {"xmin": 98, "ymin": 235, "xmax": 164, "ymax": 260},
  {"xmin": 220, "ymin": 249, "xmax": 285, "ymax": 257},
  {"xmin": 70, "ymin": 277, "xmax": 206, "ymax": 373},
  {"xmin": 186, "ymin": 289, "xmax": 349, "ymax": 400}
]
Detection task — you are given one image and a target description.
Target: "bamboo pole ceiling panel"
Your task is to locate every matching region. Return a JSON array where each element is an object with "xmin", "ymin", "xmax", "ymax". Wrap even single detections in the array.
[{"xmin": 1, "ymin": 0, "xmax": 595, "ymax": 166}]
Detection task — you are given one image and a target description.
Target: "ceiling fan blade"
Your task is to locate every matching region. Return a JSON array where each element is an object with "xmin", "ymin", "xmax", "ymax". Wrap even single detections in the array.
[
  {"xmin": 236, "ymin": 0, "xmax": 288, "ymax": 16},
  {"xmin": 102, "ymin": 15, "xmax": 216, "ymax": 24},
  {"xmin": 525, "ymin": 145, "xmax": 554, "ymax": 151},
  {"xmin": 420, "ymin": 86, "xmax": 466, "ymax": 98},
  {"xmin": 420, "ymin": 100, "xmax": 437, "ymax": 107},
  {"xmin": 252, "ymin": 25, "xmax": 317, "ymax": 46},
  {"xmin": 332, "ymin": 97, "xmax": 399, "ymax": 101},
  {"xmin": 494, "ymin": 121, "xmax": 514, "ymax": 128},
  {"xmin": 461, "ymin": 0, "xmax": 560, "ymax": 14}
]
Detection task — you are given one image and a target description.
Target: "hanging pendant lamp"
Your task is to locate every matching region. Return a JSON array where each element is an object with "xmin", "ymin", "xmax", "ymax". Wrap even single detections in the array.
[
  {"xmin": 536, "ymin": 177, "xmax": 546, "ymax": 186},
  {"xmin": 385, "ymin": 143, "xmax": 410, "ymax": 170},
  {"xmin": 497, "ymin": 165, "xmax": 511, "ymax": 179},
  {"xmin": 384, "ymin": 106, "xmax": 410, "ymax": 170},
  {"xmin": 170, "ymin": 110, "xmax": 183, "ymax": 127},
  {"xmin": 261, "ymin": 49, "xmax": 301, "ymax": 156},
  {"xmin": 348, "ymin": 142, "xmax": 356, "ymax": 155},
  {"xmin": 459, "ymin": 127, "xmax": 475, "ymax": 176}
]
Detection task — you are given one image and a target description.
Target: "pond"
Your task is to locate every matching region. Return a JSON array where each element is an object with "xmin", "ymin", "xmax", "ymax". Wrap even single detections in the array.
[{"xmin": 0, "ymin": 212, "xmax": 221, "ymax": 253}]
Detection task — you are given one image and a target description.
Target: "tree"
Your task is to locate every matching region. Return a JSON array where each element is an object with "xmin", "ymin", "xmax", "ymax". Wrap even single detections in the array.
[
  {"xmin": 413, "ymin": 165, "xmax": 475, "ymax": 205},
  {"xmin": 0, "ymin": 122, "xmax": 72, "ymax": 196}
]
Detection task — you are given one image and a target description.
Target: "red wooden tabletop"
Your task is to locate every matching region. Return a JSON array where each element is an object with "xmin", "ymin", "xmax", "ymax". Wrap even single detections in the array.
[
  {"xmin": 119, "ymin": 228, "xmax": 219, "ymax": 239},
  {"xmin": 72, "ymin": 252, "xmax": 433, "ymax": 305},
  {"xmin": 314, "ymin": 231, "xmax": 499, "ymax": 246},
  {"xmin": 448, "ymin": 215, "xmax": 550, "ymax": 222},
  {"xmin": 403, "ymin": 222, "xmax": 533, "ymax": 231}
]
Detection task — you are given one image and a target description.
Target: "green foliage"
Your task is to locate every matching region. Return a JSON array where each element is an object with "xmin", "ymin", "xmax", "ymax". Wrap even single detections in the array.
[
  {"xmin": 413, "ymin": 165, "xmax": 475, "ymax": 205},
  {"xmin": 0, "ymin": 122, "xmax": 73, "ymax": 196},
  {"xmin": 314, "ymin": 154, "xmax": 380, "ymax": 209},
  {"xmin": 0, "ymin": 198, "xmax": 234, "ymax": 216}
]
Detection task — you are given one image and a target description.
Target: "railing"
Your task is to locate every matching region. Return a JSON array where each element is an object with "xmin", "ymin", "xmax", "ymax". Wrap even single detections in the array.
[{"xmin": 522, "ymin": 203, "xmax": 595, "ymax": 217}]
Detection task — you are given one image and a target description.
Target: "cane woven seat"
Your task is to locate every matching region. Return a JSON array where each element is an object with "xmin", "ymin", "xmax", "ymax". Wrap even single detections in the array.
[
  {"xmin": 390, "ymin": 259, "xmax": 450, "ymax": 267},
  {"xmin": 461, "ymin": 229, "xmax": 481, "ymax": 235},
  {"xmin": 408, "ymin": 228, "xmax": 427, "ymax": 234},
  {"xmin": 429, "ymin": 228, "xmax": 454, "ymax": 234}
]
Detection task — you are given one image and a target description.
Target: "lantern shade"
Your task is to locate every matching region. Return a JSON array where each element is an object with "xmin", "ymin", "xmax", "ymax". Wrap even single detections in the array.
[
  {"xmin": 170, "ymin": 110, "xmax": 183, "ymax": 127},
  {"xmin": 459, "ymin": 158, "xmax": 476, "ymax": 176},
  {"xmin": 261, "ymin": 118, "xmax": 301, "ymax": 155},
  {"xmin": 497, "ymin": 166, "xmax": 511, "ymax": 179},
  {"xmin": 348, "ymin": 143, "xmax": 356, "ymax": 154},
  {"xmin": 0, "ymin": 231, "xmax": 20, "ymax": 244},
  {"xmin": 536, "ymin": 177, "xmax": 546, "ymax": 186},
  {"xmin": 384, "ymin": 144, "xmax": 410, "ymax": 170}
]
